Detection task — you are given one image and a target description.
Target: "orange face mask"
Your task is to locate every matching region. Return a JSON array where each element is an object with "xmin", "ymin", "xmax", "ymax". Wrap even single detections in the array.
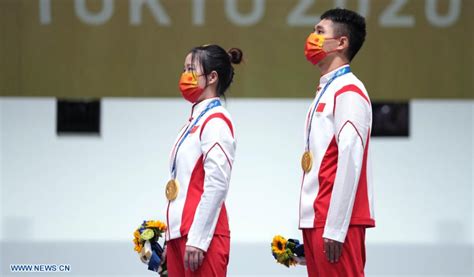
[
  {"xmin": 178, "ymin": 72, "xmax": 204, "ymax": 103},
  {"xmin": 304, "ymin": 33, "xmax": 337, "ymax": 65}
]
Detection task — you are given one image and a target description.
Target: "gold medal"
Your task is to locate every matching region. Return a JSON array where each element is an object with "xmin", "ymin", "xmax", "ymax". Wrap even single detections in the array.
[
  {"xmin": 301, "ymin": 151, "xmax": 313, "ymax": 173},
  {"xmin": 166, "ymin": 179, "xmax": 179, "ymax": 201}
]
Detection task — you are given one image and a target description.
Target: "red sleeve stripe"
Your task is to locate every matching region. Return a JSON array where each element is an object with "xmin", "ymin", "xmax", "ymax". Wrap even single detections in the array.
[
  {"xmin": 199, "ymin": 113, "xmax": 234, "ymax": 139},
  {"xmin": 204, "ymin": 142, "xmax": 233, "ymax": 169},
  {"xmin": 333, "ymin": 84, "xmax": 371, "ymax": 115},
  {"xmin": 337, "ymin": 120, "xmax": 365, "ymax": 148}
]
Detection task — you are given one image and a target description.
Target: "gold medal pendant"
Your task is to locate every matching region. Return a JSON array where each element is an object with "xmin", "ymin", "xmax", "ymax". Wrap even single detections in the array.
[
  {"xmin": 301, "ymin": 151, "xmax": 313, "ymax": 173},
  {"xmin": 166, "ymin": 179, "xmax": 179, "ymax": 201}
]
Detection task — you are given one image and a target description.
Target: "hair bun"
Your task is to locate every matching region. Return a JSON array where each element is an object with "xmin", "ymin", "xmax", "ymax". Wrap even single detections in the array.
[{"xmin": 228, "ymin": 48, "xmax": 243, "ymax": 65}]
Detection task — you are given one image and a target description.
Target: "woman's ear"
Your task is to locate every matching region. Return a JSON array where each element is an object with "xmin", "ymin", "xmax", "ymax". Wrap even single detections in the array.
[{"xmin": 208, "ymin": 71, "xmax": 219, "ymax": 85}]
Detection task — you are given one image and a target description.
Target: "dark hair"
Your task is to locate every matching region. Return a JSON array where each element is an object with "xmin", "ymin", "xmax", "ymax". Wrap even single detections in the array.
[
  {"xmin": 321, "ymin": 8, "xmax": 366, "ymax": 61},
  {"xmin": 189, "ymin": 45, "xmax": 243, "ymax": 97}
]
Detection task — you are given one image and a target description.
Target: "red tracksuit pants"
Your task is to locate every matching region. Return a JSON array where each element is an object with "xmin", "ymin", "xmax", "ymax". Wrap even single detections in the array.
[
  {"xmin": 302, "ymin": 227, "xmax": 366, "ymax": 277},
  {"xmin": 166, "ymin": 235, "xmax": 230, "ymax": 277}
]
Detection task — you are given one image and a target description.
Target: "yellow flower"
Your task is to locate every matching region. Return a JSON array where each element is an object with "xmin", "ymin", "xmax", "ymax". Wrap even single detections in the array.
[
  {"xmin": 271, "ymin": 235, "xmax": 287, "ymax": 255},
  {"xmin": 146, "ymin": 220, "xmax": 167, "ymax": 231},
  {"xmin": 133, "ymin": 236, "xmax": 143, "ymax": 253},
  {"xmin": 134, "ymin": 230, "xmax": 140, "ymax": 239},
  {"xmin": 134, "ymin": 244, "xmax": 143, "ymax": 253}
]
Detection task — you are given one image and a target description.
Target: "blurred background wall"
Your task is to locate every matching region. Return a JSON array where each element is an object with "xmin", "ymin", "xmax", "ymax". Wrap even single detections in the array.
[
  {"xmin": 0, "ymin": 0, "xmax": 473, "ymax": 276},
  {"xmin": 1, "ymin": 0, "xmax": 472, "ymax": 99}
]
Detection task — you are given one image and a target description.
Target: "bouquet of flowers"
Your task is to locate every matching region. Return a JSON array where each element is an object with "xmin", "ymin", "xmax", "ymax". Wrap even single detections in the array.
[
  {"xmin": 133, "ymin": 220, "xmax": 167, "ymax": 275},
  {"xmin": 271, "ymin": 235, "xmax": 306, "ymax": 267}
]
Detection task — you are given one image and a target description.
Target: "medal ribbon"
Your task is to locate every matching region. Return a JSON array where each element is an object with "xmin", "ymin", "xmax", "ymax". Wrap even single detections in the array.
[
  {"xmin": 171, "ymin": 99, "xmax": 221, "ymax": 178},
  {"xmin": 305, "ymin": 66, "xmax": 351, "ymax": 150}
]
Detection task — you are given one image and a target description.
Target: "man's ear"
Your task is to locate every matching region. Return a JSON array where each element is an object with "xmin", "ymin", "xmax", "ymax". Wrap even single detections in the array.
[
  {"xmin": 337, "ymin": 36, "xmax": 349, "ymax": 51},
  {"xmin": 208, "ymin": 71, "xmax": 219, "ymax": 85}
]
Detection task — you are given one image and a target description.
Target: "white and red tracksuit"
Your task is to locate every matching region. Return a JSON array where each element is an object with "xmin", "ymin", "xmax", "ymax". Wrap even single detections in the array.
[
  {"xmin": 299, "ymin": 65, "xmax": 375, "ymax": 277},
  {"xmin": 165, "ymin": 97, "xmax": 236, "ymax": 277}
]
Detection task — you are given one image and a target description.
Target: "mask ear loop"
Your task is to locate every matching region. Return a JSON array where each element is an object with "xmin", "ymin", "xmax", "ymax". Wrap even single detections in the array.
[
  {"xmin": 322, "ymin": 37, "xmax": 343, "ymax": 56},
  {"xmin": 193, "ymin": 57, "xmax": 209, "ymax": 90},
  {"xmin": 189, "ymin": 70, "xmax": 208, "ymax": 89},
  {"xmin": 202, "ymin": 73, "xmax": 209, "ymax": 90}
]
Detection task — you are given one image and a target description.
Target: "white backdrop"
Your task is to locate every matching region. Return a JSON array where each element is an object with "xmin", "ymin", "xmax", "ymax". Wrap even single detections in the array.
[{"xmin": 1, "ymin": 98, "xmax": 473, "ymax": 276}]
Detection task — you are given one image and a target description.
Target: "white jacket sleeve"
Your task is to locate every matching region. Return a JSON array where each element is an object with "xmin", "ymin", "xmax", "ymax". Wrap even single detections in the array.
[
  {"xmin": 186, "ymin": 117, "xmax": 236, "ymax": 251},
  {"xmin": 323, "ymin": 92, "xmax": 370, "ymax": 243}
]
